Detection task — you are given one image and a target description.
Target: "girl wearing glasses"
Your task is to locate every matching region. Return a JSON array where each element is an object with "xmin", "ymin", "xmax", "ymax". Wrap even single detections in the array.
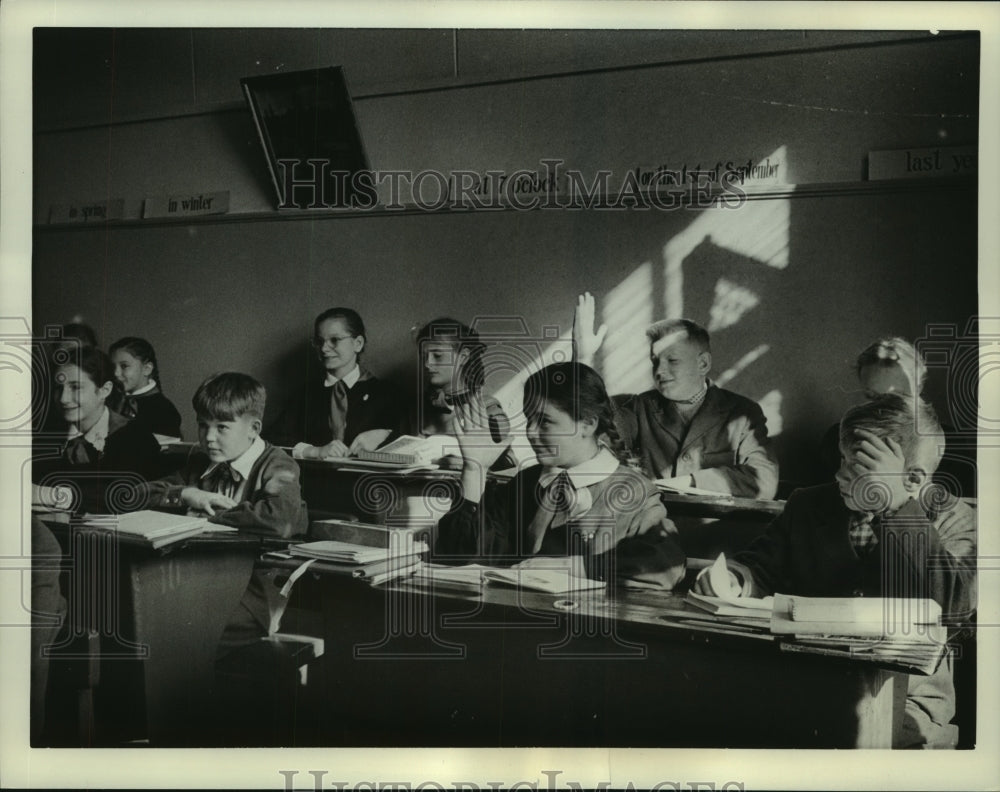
[{"xmin": 269, "ymin": 307, "xmax": 400, "ymax": 459}]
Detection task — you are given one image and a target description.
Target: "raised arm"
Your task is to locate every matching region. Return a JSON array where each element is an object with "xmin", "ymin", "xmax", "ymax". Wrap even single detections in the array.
[
  {"xmin": 573, "ymin": 292, "xmax": 608, "ymax": 367},
  {"xmin": 434, "ymin": 395, "xmax": 515, "ymax": 561}
]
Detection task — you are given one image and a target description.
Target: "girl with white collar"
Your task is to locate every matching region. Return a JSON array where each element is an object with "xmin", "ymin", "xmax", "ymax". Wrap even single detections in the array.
[
  {"xmin": 33, "ymin": 347, "xmax": 161, "ymax": 514},
  {"xmin": 435, "ymin": 361, "xmax": 685, "ymax": 589}
]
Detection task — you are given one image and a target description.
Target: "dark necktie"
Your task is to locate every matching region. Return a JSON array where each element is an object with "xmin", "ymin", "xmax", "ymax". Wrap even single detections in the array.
[
  {"xmin": 121, "ymin": 395, "xmax": 139, "ymax": 419},
  {"xmin": 528, "ymin": 471, "xmax": 575, "ymax": 554},
  {"xmin": 64, "ymin": 435, "xmax": 98, "ymax": 465},
  {"xmin": 328, "ymin": 379, "xmax": 349, "ymax": 442},
  {"xmin": 205, "ymin": 463, "xmax": 242, "ymax": 499}
]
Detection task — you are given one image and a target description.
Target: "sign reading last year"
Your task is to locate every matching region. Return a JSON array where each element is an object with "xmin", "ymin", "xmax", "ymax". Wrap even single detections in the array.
[{"xmin": 868, "ymin": 146, "xmax": 977, "ymax": 181}]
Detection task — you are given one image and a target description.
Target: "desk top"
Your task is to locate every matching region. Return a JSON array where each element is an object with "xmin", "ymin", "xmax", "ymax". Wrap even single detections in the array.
[{"xmin": 269, "ymin": 554, "xmax": 937, "ymax": 677}]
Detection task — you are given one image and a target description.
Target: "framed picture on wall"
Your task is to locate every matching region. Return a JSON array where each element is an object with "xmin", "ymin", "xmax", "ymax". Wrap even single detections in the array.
[{"xmin": 241, "ymin": 66, "xmax": 370, "ymax": 209}]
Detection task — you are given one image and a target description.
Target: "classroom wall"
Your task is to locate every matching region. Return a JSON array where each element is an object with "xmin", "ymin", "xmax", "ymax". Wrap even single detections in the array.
[{"xmin": 30, "ymin": 31, "xmax": 980, "ymax": 487}]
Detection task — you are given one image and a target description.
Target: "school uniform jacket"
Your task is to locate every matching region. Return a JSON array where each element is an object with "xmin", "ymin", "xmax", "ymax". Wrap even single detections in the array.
[
  {"xmin": 32, "ymin": 409, "xmax": 162, "ymax": 514},
  {"xmin": 734, "ymin": 483, "xmax": 977, "ymax": 748},
  {"xmin": 266, "ymin": 369, "xmax": 401, "ymax": 448},
  {"xmin": 614, "ymin": 385, "xmax": 779, "ymax": 499},
  {"xmin": 144, "ymin": 442, "xmax": 308, "ymax": 539},
  {"xmin": 435, "ymin": 455, "xmax": 686, "ymax": 589}
]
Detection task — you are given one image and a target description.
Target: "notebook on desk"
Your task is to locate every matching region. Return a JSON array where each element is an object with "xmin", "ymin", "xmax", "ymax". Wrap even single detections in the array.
[{"xmin": 484, "ymin": 568, "xmax": 606, "ymax": 595}]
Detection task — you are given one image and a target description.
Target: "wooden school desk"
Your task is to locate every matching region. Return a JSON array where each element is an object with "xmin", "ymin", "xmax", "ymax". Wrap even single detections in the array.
[
  {"xmin": 266, "ymin": 568, "xmax": 909, "ymax": 749},
  {"xmin": 40, "ymin": 520, "xmax": 258, "ymax": 746},
  {"xmin": 658, "ymin": 490, "xmax": 784, "ymax": 558}
]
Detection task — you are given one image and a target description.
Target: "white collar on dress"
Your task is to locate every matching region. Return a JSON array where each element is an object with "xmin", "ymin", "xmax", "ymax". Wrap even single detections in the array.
[
  {"xmin": 67, "ymin": 406, "xmax": 111, "ymax": 452},
  {"xmin": 129, "ymin": 380, "xmax": 157, "ymax": 396},
  {"xmin": 323, "ymin": 364, "xmax": 360, "ymax": 389}
]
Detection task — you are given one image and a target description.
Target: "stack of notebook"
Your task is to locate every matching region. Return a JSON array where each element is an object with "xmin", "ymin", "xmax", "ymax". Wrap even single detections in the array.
[
  {"xmin": 770, "ymin": 594, "xmax": 948, "ymax": 674},
  {"xmin": 80, "ymin": 510, "xmax": 237, "ymax": 550},
  {"xmin": 409, "ymin": 563, "xmax": 488, "ymax": 595},
  {"xmin": 287, "ymin": 539, "xmax": 427, "ymax": 586}
]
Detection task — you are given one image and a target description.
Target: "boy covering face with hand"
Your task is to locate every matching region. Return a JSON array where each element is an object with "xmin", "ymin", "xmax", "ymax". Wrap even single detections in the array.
[{"xmin": 695, "ymin": 393, "xmax": 976, "ymax": 748}]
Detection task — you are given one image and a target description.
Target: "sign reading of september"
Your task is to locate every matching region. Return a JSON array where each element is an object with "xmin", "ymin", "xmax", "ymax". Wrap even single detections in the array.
[
  {"xmin": 49, "ymin": 199, "xmax": 125, "ymax": 224},
  {"xmin": 868, "ymin": 146, "xmax": 976, "ymax": 180},
  {"xmin": 143, "ymin": 191, "xmax": 230, "ymax": 219}
]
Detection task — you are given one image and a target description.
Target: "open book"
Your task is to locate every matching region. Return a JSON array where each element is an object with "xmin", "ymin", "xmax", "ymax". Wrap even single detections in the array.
[
  {"xmin": 653, "ymin": 479, "xmax": 735, "ymax": 498},
  {"xmin": 484, "ymin": 568, "xmax": 606, "ymax": 594},
  {"xmin": 80, "ymin": 510, "xmax": 237, "ymax": 549}
]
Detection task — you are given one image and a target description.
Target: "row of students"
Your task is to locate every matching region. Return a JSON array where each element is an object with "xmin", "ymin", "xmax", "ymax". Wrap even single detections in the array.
[
  {"xmin": 36, "ymin": 324, "xmax": 183, "ymax": 440},
  {"xmin": 265, "ymin": 309, "xmax": 510, "ymax": 459},
  {"xmin": 31, "ymin": 306, "xmax": 975, "ymax": 747}
]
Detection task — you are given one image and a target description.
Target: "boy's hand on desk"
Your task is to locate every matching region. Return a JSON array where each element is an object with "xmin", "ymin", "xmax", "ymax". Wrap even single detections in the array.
[
  {"xmin": 348, "ymin": 429, "xmax": 392, "ymax": 454},
  {"xmin": 573, "ymin": 292, "xmax": 608, "ymax": 366},
  {"xmin": 180, "ymin": 487, "xmax": 237, "ymax": 515},
  {"xmin": 692, "ymin": 565, "xmax": 743, "ymax": 598}
]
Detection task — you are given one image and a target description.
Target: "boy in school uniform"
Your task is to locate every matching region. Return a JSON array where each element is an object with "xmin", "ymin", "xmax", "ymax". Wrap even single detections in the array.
[
  {"xmin": 574, "ymin": 293, "xmax": 778, "ymax": 498},
  {"xmin": 145, "ymin": 372, "xmax": 307, "ymax": 650},
  {"xmin": 695, "ymin": 393, "xmax": 977, "ymax": 748}
]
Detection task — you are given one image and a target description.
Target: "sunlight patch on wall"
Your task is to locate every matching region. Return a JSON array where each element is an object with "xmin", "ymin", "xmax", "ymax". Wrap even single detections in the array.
[
  {"xmin": 707, "ymin": 277, "xmax": 761, "ymax": 333},
  {"xmin": 715, "ymin": 343, "xmax": 771, "ymax": 388},
  {"xmin": 663, "ymin": 146, "xmax": 792, "ymax": 320},
  {"xmin": 758, "ymin": 389, "xmax": 784, "ymax": 437},
  {"xmin": 600, "ymin": 261, "xmax": 655, "ymax": 397}
]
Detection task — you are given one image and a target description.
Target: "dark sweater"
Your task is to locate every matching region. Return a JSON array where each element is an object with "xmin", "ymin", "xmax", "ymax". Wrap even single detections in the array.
[
  {"xmin": 266, "ymin": 370, "xmax": 402, "ymax": 448},
  {"xmin": 124, "ymin": 388, "xmax": 183, "ymax": 439},
  {"xmin": 32, "ymin": 410, "xmax": 162, "ymax": 514}
]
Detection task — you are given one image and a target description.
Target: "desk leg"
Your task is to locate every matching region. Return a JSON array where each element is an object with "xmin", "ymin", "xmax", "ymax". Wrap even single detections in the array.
[{"xmin": 854, "ymin": 669, "xmax": 907, "ymax": 749}]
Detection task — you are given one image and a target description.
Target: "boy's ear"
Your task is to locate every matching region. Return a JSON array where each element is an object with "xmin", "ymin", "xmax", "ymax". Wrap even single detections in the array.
[
  {"xmin": 97, "ymin": 379, "xmax": 114, "ymax": 401},
  {"xmin": 249, "ymin": 418, "xmax": 262, "ymax": 436},
  {"xmin": 697, "ymin": 350, "xmax": 712, "ymax": 375},
  {"xmin": 141, "ymin": 361, "xmax": 154, "ymax": 379}
]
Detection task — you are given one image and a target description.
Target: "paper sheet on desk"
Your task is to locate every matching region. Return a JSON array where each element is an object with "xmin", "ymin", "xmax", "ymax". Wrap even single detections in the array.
[
  {"xmin": 654, "ymin": 480, "xmax": 735, "ymax": 498},
  {"xmin": 484, "ymin": 568, "xmax": 605, "ymax": 594}
]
